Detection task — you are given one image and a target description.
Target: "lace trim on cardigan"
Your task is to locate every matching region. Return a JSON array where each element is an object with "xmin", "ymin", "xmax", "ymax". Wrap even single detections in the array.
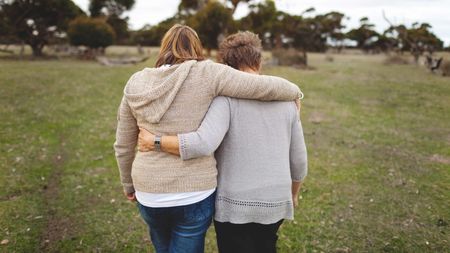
[{"xmin": 217, "ymin": 196, "xmax": 291, "ymax": 208}]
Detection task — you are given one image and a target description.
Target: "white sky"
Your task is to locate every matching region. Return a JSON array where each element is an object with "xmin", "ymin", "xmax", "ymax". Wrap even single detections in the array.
[{"xmin": 73, "ymin": 0, "xmax": 450, "ymax": 46}]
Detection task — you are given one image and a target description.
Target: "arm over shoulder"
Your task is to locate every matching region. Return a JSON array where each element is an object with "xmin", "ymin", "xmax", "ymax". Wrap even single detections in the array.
[{"xmin": 203, "ymin": 61, "xmax": 302, "ymax": 101}]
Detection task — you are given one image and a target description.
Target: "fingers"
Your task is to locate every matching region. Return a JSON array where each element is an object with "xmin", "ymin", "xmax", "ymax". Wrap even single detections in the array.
[
  {"xmin": 126, "ymin": 192, "xmax": 136, "ymax": 202},
  {"xmin": 137, "ymin": 139, "xmax": 147, "ymax": 152},
  {"xmin": 138, "ymin": 127, "xmax": 150, "ymax": 152}
]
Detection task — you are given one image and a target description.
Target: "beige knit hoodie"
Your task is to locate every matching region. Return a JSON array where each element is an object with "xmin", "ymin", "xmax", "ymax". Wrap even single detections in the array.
[{"xmin": 114, "ymin": 60, "xmax": 302, "ymax": 194}]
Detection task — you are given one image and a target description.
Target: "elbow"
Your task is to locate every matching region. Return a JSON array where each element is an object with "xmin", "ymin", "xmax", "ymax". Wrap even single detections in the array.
[
  {"xmin": 203, "ymin": 142, "xmax": 217, "ymax": 157},
  {"xmin": 114, "ymin": 142, "xmax": 136, "ymax": 159}
]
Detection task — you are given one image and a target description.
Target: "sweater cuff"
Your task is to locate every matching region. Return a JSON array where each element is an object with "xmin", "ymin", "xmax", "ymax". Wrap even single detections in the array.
[
  {"xmin": 291, "ymin": 172, "xmax": 307, "ymax": 182},
  {"xmin": 123, "ymin": 184, "xmax": 135, "ymax": 194},
  {"xmin": 178, "ymin": 133, "xmax": 189, "ymax": 160}
]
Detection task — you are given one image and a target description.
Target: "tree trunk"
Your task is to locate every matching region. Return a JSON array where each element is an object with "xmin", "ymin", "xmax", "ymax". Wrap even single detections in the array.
[
  {"xmin": 19, "ymin": 42, "xmax": 25, "ymax": 60},
  {"xmin": 412, "ymin": 51, "xmax": 420, "ymax": 64},
  {"xmin": 302, "ymin": 49, "xmax": 308, "ymax": 66},
  {"xmin": 274, "ymin": 34, "xmax": 282, "ymax": 49},
  {"xmin": 31, "ymin": 43, "xmax": 44, "ymax": 57}
]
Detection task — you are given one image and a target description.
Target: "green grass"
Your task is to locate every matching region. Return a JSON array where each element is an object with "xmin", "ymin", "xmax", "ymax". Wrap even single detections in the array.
[{"xmin": 0, "ymin": 52, "xmax": 449, "ymax": 252}]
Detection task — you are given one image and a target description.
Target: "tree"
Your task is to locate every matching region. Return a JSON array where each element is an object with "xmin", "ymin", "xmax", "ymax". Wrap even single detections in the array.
[
  {"xmin": 315, "ymin": 11, "xmax": 346, "ymax": 51},
  {"xmin": 178, "ymin": 0, "xmax": 207, "ymax": 15},
  {"xmin": 132, "ymin": 17, "xmax": 178, "ymax": 46},
  {"xmin": 0, "ymin": 0, "xmax": 84, "ymax": 56},
  {"xmin": 89, "ymin": 0, "xmax": 135, "ymax": 44},
  {"xmin": 383, "ymin": 12, "xmax": 444, "ymax": 63},
  {"xmin": 179, "ymin": 0, "xmax": 251, "ymax": 15},
  {"xmin": 239, "ymin": 0, "xmax": 281, "ymax": 48},
  {"xmin": 0, "ymin": 4, "xmax": 16, "ymax": 45},
  {"xmin": 346, "ymin": 17, "xmax": 379, "ymax": 52},
  {"xmin": 105, "ymin": 14, "xmax": 130, "ymax": 44},
  {"xmin": 281, "ymin": 14, "xmax": 324, "ymax": 65},
  {"xmin": 68, "ymin": 17, "xmax": 115, "ymax": 50},
  {"xmin": 89, "ymin": 0, "xmax": 134, "ymax": 17},
  {"xmin": 239, "ymin": 3, "xmax": 344, "ymax": 65},
  {"xmin": 228, "ymin": 0, "xmax": 252, "ymax": 14},
  {"xmin": 188, "ymin": 1, "xmax": 234, "ymax": 53}
]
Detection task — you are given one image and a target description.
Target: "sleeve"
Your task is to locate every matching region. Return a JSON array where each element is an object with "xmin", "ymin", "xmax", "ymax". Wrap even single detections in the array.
[
  {"xmin": 113, "ymin": 96, "xmax": 138, "ymax": 194},
  {"xmin": 207, "ymin": 61, "xmax": 303, "ymax": 101},
  {"xmin": 178, "ymin": 97, "xmax": 231, "ymax": 160},
  {"xmin": 289, "ymin": 104, "xmax": 308, "ymax": 182}
]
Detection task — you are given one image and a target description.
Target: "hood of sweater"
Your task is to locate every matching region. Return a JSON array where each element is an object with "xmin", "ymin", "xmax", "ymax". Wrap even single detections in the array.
[{"xmin": 123, "ymin": 60, "xmax": 197, "ymax": 123}]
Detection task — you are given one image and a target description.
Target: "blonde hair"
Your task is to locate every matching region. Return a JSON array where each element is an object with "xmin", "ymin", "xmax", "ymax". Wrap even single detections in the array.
[{"xmin": 155, "ymin": 24, "xmax": 205, "ymax": 67}]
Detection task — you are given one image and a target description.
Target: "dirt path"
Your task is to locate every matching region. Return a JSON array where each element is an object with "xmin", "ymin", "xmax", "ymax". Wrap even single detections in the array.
[{"xmin": 39, "ymin": 135, "xmax": 75, "ymax": 252}]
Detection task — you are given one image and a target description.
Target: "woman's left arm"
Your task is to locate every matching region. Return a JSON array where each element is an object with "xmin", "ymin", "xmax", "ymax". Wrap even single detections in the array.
[
  {"xmin": 138, "ymin": 97, "xmax": 231, "ymax": 160},
  {"xmin": 113, "ymin": 97, "xmax": 138, "ymax": 194}
]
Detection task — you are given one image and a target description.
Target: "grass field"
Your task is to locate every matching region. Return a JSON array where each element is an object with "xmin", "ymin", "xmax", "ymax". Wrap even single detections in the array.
[{"xmin": 0, "ymin": 51, "xmax": 449, "ymax": 253}]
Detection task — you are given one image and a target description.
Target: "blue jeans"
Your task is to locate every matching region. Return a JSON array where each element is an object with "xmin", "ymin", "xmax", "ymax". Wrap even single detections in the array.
[{"xmin": 137, "ymin": 193, "xmax": 215, "ymax": 253}]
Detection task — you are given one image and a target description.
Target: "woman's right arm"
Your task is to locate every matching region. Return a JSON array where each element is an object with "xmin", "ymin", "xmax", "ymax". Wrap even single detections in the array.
[
  {"xmin": 207, "ymin": 61, "xmax": 303, "ymax": 101},
  {"xmin": 113, "ymin": 97, "xmax": 138, "ymax": 194}
]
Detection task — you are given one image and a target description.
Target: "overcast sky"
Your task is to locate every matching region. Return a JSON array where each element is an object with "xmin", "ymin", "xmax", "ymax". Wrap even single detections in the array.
[{"xmin": 73, "ymin": 0, "xmax": 450, "ymax": 46}]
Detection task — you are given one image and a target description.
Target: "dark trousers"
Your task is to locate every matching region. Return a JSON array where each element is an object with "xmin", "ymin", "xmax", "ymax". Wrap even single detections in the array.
[{"xmin": 214, "ymin": 219, "xmax": 284, "ymax": 253}]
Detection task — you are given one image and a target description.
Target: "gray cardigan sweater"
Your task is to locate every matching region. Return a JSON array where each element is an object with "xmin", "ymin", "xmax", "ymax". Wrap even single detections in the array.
[{"xmin": 178, "ymin": 96, "xmax": 307, "ymax": 224}]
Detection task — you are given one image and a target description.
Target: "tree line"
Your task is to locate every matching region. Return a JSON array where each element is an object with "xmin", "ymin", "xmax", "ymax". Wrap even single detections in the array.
[
  {"xmin": 0, "ymin": 0, "xmax": 446, "ymax": 61},
  {"xmin": 0, "ymin": 0, "xmax": 134, "ymax": 56}
]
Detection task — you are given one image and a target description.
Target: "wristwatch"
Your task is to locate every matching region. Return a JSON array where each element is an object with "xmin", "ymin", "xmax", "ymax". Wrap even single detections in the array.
[{"xmin": 154, "ymin": 135, "xmax": 161, "ymax": 151}]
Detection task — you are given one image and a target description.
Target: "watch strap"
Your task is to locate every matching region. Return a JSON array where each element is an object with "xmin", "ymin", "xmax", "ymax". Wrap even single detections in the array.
[{"xmin": 154, "ymin": 135, "xmax": 161, "ymax": 151}]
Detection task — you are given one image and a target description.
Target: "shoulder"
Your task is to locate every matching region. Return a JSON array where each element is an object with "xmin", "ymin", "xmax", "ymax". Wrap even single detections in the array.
[
  {"xmin": 123, "ymin": 68, "xmax": 158, "ymax": 94},
  {"xmin": 270, "ymin": 101, "xmax": 298, "ymax": 120},
  {"xmin": 130, "ymin": 68, "xmax": 153, "ymax": 80},
  {"xmin": 124, "ymin": 69, "xmax": 146, "ymax": 87},
  {"xmin": 211, "ymin": 96, "xmax": 231, "ymax": 109},
  {"xmin": 195, "ymin": 59, "xmax": 233, "ymax": 73},
  {"xmin": 284, "ymin": 101, "xmax": 297, "ymax": 114},
  {"xmin": 196, "ymin": 59, "xmax": 218, "ymax": 68},
  {"xmin": 287, "ymin": 101, "xmax": 301, "ymax": 122}
]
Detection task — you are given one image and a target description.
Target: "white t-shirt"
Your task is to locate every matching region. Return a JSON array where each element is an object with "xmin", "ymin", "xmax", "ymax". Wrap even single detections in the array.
[{"xmin": 135, "ymin": 188, "xmax": 215, "ymax": 208}]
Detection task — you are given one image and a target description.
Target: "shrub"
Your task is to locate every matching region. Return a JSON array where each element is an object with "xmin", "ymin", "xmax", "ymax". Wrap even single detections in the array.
[
  {"xmin": 272, "ymin": 48, "xmax": 307, "ymax": 67},
  {"xmin": 68, "ymin": 17, "xmax": 115, "ymax": 49},
  {"xmin": 384, "ymin": 54, "xmax": 409, "ymax": 65},
  {"xmin": 325, "ymin": 54, "xmax": 334, "ymax": 62},
  {"xmin": 441, "ymin": 61, "xmax": 450, "ymax": 77}
]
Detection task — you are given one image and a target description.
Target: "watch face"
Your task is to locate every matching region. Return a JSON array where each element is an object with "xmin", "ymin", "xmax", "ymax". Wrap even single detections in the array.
[{"xmin": 154, "ymin": 136, "xmax": 161, "ymax": 151}]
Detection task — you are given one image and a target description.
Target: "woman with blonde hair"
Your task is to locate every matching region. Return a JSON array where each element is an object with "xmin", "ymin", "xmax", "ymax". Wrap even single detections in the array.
[{"xmin": 114, "ymin": 24, "xmax": 302, "ymax": 253}]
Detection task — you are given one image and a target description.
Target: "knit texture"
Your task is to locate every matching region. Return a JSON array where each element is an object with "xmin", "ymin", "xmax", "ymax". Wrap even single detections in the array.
[
  {"xmin": 114, "ymin": 60, "xmax": 302, "ymax": 194},
  {"xmin": 179, "ymin": 97, "xmax": 308, "ymax": 224}
]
